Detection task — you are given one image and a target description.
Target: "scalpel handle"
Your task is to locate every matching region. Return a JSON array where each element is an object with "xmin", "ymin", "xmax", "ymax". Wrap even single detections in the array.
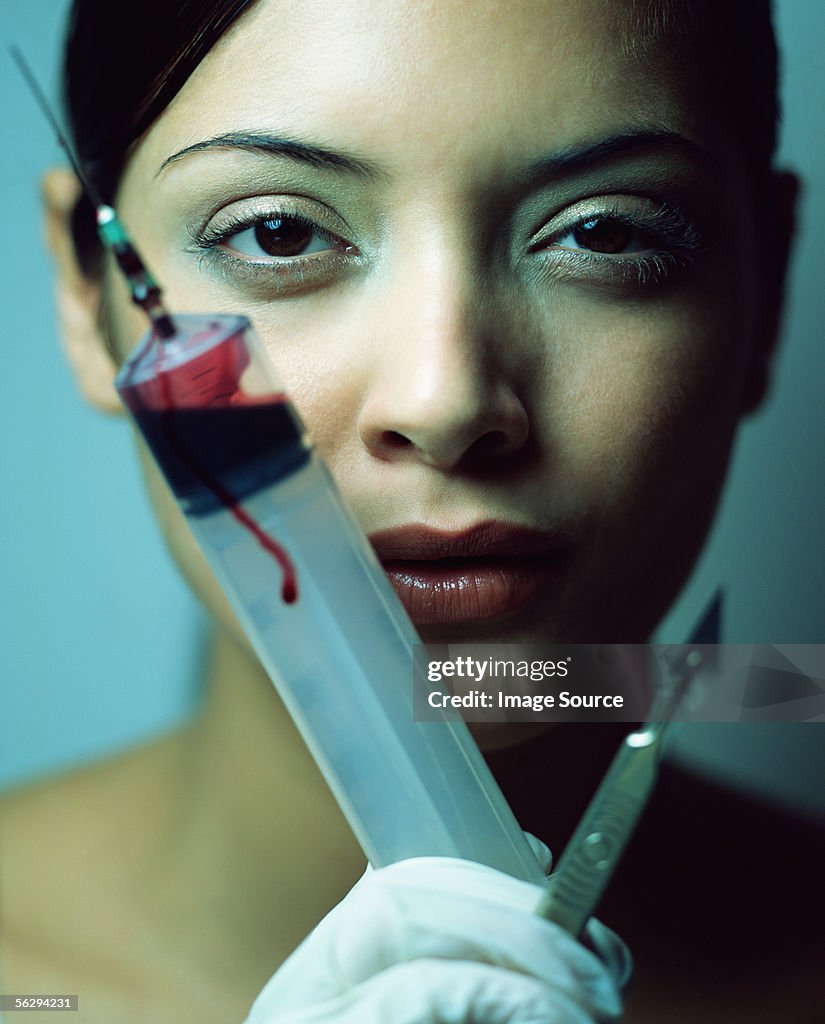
[{"xmin": 535, "ymin": 733, "xmax": 660, "ymax": 936}]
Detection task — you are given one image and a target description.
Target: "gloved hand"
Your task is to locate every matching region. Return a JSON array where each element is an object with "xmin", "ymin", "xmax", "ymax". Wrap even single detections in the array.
[{"xmin": 243, "ymin": 838, "xmax": 631, "ymax": 1023}]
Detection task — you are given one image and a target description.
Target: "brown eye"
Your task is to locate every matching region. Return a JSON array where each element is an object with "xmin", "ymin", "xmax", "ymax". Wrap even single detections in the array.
[
  {"xmin": 572, "ymin": 217, "xmax": 635, "ymax": 254},
  {"xmin": 253, "ymin": 217, "xmax": 316, "ymax": 257},
  {"xmin": 218, "ymin": 214, "xmax": 347, "ymax": 261}
]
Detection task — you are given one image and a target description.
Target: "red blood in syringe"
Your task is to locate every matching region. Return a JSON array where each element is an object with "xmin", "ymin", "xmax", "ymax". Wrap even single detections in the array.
[{"xmin": 120, "ymin": 324, "xmax": 306, "ymax": 604}]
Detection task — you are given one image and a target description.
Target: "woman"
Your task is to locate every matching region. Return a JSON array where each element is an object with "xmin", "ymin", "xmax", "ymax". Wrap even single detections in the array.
[{"xmin": 1, "ymin": 0, "xmax": 823, "ymax": 1021}]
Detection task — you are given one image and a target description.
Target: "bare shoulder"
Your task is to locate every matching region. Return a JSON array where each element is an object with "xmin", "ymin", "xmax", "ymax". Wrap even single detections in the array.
[
  {"xmin": 0, "ymin": 738, "xmax": 199, "ymax": 1023},
  {"xmin": 1, "ymin": 764, "xmax": 112, "ymax": 1020},
  {"xmin": 0, "ymin": 737, "xmax": 181, "ymax": 919},
  {"xmin": 1, "ymin": 748, "xmax": 148, "ymax": 953},
  {"xmin": 0, "ymin": 734, "xmax": 276, "ymax": 1024}
]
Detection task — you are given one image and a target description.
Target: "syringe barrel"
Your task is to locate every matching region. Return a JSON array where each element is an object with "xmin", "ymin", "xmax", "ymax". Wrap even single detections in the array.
[{"xmin": 115, "ymin": 313, "xmax": 544, "ymax": 883}]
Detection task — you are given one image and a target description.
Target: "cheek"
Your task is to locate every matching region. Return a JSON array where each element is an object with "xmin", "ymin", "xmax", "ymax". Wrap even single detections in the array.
[
  {"xmin": 224, "ymin": 297, "xmax": 379, "ymax": 478},
  {"xmin": 540, "ymin": 289, "xmax": 752, "ymax": 635},
  {"xmin": 262, "ymin": 341, "xmax": 362, "ymax": 464},
  {"xmin": 543, "ymin": 286, "xmax": 752, "ymax": 517}
]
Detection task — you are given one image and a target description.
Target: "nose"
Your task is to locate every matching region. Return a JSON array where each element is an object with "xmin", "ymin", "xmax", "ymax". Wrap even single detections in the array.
[{"xmin": 357, "ymin": 259, "xmax": 530, "ymax": 472}]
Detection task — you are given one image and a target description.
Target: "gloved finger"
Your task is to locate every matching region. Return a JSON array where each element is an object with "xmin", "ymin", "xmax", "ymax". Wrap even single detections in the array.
[
  {"xmin": 248, "ymin": 957, "xmax": 620, "ymax": 1024},
  {"xmin": 253, "ymin": 858, "xmax": 623, "ymax": 1018},
  {"xmin": 343, "ymin": 858, "xmax": 620, "ymax": 1004},
  {"xmin": 515, "ymin": 834, "xmax": 631, "ymax": 991},
  {"xmin": 513, "ymin": 836, "xmax": 631, "ymax": 993},
  {"xmin": 523, "ymin": 832, "xmax": 553, "ymax": 874},
  {"xmin": 583, "ymin": 917, "xmax": 633, "ymax": 993}
]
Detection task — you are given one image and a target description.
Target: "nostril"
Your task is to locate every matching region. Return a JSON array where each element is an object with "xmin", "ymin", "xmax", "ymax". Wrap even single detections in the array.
[
  {"xmin": 382, "ymin": 430, "xmax": 412, "ymax": 449},
  {"xmin": 471, "ymin": 430, "xmax": 518, "ymax": 457}
]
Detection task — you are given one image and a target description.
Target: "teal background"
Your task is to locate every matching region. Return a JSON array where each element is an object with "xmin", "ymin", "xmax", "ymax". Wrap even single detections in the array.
[{"xmin": 1, "ymin": 2, "xmax": 823, "ymax": 813}]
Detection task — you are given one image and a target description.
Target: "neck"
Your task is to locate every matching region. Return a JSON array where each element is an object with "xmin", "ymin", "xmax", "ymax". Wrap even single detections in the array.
[
  {"xmin": 485, "ymin": 722, "xmax": 630, "ymax": 854},
  {"xmin": 141, "ymin": 626, "xmax": 365, "ymax": 964}
]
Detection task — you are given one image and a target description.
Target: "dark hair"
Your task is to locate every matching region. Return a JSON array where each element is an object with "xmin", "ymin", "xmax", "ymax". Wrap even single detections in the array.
[
  {"xmin": 65, "ymin": 0, "xmax": 258, "ymax": 273},
  {"xmin": 64, "ymin": 0, "xmax": 781, "ymax": 273}
]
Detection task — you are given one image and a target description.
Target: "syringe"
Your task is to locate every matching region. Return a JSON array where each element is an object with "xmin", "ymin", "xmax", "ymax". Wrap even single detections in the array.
[
  {"xmin": 12, "ymin": 46, "xmax": 543, "ymax": 883},
  {"xmin": 114, "ymin": 310, "xmax": 544, "ymax": 879}
]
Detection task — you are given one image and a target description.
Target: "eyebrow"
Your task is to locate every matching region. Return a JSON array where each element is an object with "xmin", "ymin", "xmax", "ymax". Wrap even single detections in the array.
[
  {"xmin": 157, "ymin": 131, "xmax": 381, "ymax": 178},
  {"xmin": 156, "ymin": 126, "xmax": 722, "ymax": 183},
  {"xmin": 523, "ymin": 129, "xmax": 724, "ymax": 183}
]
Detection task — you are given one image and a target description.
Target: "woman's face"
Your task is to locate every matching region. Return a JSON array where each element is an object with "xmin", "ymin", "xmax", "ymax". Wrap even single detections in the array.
[{"xmin": 103, "ymin": 0, "xmax": 766, "ymax": 644}]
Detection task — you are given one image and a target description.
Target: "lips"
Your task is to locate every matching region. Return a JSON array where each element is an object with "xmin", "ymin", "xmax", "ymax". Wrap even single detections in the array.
[{"xmin": 369, "ymin": 522, "xmax": 568, "ymax": 625}]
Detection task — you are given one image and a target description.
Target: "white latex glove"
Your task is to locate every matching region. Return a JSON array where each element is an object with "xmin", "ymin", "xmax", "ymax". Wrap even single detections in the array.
[{"xmin": 244, "ymin": 839, "xmax": 631, "ymax": 1023}]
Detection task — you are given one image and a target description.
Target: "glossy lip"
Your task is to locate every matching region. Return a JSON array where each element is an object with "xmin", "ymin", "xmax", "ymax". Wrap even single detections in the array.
[{"xmin": 369, "ymin": 522, "xmax": 570, "ymax": 625}]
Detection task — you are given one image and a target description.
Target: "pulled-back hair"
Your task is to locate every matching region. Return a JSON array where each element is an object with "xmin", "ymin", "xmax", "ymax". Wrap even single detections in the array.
[{"xmin": 65, "ymin": 0, "xmax": 256, "ymax": 203}]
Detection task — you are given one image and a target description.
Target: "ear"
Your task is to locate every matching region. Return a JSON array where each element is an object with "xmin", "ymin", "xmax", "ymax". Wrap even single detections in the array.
[
  {"xmin": 741, "ymin": 171, "xmax": 800, "ymax": 415},
  {"xmin": 42, "ymin": 167, "xmax": 122, "ymax": 415}
]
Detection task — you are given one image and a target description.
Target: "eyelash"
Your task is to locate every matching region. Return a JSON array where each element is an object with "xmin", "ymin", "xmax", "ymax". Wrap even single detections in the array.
[
  {"xmin": 528, "ymin": 203, "xmax": 702, "ymax": 287},
  {"xmin": 188, "ymin": 211, "xmax": 358, "ymax": 289},
  {"xmin": 188, "ymin": 199, "xmax": 702, "ymax": 294}
]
